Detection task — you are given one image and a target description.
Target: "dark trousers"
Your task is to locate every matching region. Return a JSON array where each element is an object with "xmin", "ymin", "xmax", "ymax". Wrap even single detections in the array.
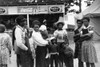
[
  {"xmin": 74, "ymin": 42, "xmax": 83, "ymax": 67},
  {"xmin": 50, "ymin": 54, "xmax": 59, "ymax": 67},
  {"xmin": 36, "ymin": 46, "xmax": 47, "ymax": 67},
  {"xmin": 0, "ymin": 64, "xmax": 7, "ymax": 67},
  {"xmin": 78, "ymin": 59, "xmax": 83, "ymax": 67},
  {"xmin": 17, "ymin": 54, "xmax": 21, "ymax": 67},
  {"xmin": 19, "ymin": 50, "xmax": 33, "ymax": 67},
  {"xmin": 45, "ymin": 58, "xmax": 50, "ymax": 67},
  {"xmin": 64, "ymin": 54, "xmax": 74, "ymax": 67},
  {"xmin": 58, "ymin": 53, "xmax": 64, "ymax": 67},
  {"xmin": 74, "ymin": 42, "xmax": 82, "ymax": 58}
]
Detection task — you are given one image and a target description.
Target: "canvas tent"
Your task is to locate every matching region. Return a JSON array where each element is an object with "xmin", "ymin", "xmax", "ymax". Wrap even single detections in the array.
[{"xmin": 75, "ymin": 0, "xmax": 100, "ymax": 40}]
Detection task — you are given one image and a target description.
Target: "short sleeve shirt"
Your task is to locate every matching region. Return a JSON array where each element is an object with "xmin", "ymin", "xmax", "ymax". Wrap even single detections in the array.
[{"xmin": 54, "ymin": 29, "xmax": 67, "ymax": 42}]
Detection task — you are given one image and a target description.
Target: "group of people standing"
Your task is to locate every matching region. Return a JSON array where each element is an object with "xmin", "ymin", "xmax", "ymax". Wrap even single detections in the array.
[
  {"xmin": 74, "ymin": 17, "xmax": 98, "ymax": 67},
  {"xmin": 13, "ymin": 15, "xmax": 74, "ymax": 67},
  {"xmin": 0, "ymin": 15, "xmax": 98, "ymax": 67},
  {"xmin": 0, "ymin": 15, "xmax": 73, "ymax": 67}
]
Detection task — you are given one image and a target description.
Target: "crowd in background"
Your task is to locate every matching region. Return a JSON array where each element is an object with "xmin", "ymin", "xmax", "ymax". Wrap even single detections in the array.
[{"xmin": 0, "ymin": 15, "xmax": 98, "ymax": 67}]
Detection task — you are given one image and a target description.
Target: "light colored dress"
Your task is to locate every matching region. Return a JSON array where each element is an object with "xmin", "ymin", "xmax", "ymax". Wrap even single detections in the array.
[
  {"xmin": 0, "ymin": 33, "xmax": 12, "ymax": 65},
  {"xmin": 81, "ymin": 25, "xmax": 98, "ymax": 63}
]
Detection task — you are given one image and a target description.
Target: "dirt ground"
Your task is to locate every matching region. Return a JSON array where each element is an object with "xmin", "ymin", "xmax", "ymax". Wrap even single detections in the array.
[{"xmin": 8, "ymin": 40, "xmax": 100, "ymax": 67}]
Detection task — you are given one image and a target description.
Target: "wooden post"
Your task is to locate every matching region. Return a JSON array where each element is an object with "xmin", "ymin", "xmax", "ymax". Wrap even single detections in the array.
[
  {"xmin": 79, "ymin": 0, "xmax": 82, "ymax": 12},
  {"xmin": 27, "ymin": 14, "xmax": 30, "ymax": 28},
  {"xmin": 34, "ymin": 58, "xmax": 36, "ymax": 67}
]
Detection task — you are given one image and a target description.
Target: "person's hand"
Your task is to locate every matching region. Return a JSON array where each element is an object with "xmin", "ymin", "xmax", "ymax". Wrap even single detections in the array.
[{"xmin": 48, "ymin": 41, "xmax": 51, "ymax": 45}]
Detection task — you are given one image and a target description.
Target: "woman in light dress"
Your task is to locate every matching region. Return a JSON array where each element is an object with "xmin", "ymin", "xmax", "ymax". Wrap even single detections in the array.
[
  {"xmin": 81, "ymin": 17, "xmax": 98, "ymax": 67},
  {"xmin": 0, "ymin": 24, "xmax": 12, "ymax": 67}
]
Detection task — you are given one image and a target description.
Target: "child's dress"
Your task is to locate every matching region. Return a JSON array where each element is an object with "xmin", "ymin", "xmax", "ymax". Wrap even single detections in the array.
[
  {"xmin": 49, "ymin": 40, "xmax": 59, "ymax": 67},
  {"xmin": 81, "ymin": 25, "xmax": 98, "ymax": 63}
]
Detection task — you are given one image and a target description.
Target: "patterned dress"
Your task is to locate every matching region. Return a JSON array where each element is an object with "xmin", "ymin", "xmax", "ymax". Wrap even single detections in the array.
[
  {"xmin": 0, "ymin": 33, "xmax": 12, "ymax": 65},
  {"xmin": 81, "ymin": 25, "xmax": 98, "ymax": 63}
]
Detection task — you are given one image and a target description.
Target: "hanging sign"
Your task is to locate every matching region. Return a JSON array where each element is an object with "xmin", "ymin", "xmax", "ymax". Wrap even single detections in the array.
[
  {"xmin": 36, "ymin": 6, "xmax": 48, "ymax": 14},
  {"xmin": 18, "ymin": 6, "xmax": 36, "ymax": 14},
  {"xmin": 48, "ymin": 5, "xmax": 64, "ymax": 13},
  {"xmin": 0, "ymin": 7, "xmax": 8, "ymax": 15}
]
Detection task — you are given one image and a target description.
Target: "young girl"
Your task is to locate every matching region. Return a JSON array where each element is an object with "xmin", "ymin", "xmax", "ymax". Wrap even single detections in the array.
[
  {"xmin": 81, "ymin": 17, "xmax": 98, "ymax": 67},
  {"xmin": 49, "ymin": 38, "xmax": 59, "ymax": 67}
]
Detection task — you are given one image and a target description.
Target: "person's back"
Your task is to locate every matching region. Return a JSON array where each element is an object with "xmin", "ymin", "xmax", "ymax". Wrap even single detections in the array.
[
  {"xmin": 0, "ymin": 33, "xmax": 12, "ymax": 51},
  {"xmin": 0, "ymin": 32, "xmax": 12, "ymax": 67}
]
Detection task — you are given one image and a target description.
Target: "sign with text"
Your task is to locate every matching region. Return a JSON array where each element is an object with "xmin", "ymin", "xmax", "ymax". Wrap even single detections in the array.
[
  {"xmin": 0, "ymin": 7, "xmax": 8, "ymax": 15},
  {"xmin": 48, "ymin": 5, "xmax": 64, "ymax": 13},
  {"xmin": 36, "ymin": 6, "xmax": 48, "ymax": 14},
  {"xmin": 18, "ymin": 6, "xmax": 36, "ymax": 14}
]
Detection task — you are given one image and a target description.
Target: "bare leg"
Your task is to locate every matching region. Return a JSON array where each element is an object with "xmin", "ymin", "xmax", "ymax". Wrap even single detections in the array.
[
  {"xmin": 91, "ymin": 63, "xmax": 95, "ymax": 67},
  {"xmin": 59, "ymin": 61, "xmax": 63, "ymax": 67}
]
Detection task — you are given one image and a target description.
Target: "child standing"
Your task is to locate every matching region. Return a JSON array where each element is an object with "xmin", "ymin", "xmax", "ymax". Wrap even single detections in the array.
[{"xmin": 49, "ymin": 38, "xmax": 59, "ymax": 67}]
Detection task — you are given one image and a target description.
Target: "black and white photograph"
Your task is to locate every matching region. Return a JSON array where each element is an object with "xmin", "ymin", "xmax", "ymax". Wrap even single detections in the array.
[{"xmin": 0, "ymin": 0, "xmax": 100, "ymax": 67}]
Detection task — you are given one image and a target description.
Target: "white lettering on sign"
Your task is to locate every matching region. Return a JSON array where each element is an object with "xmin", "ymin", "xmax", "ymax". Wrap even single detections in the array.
[
  {"xmin": 20, "ymin": 8, "xmax": 33, "ymax": 13},
  {"xmin": 50, "ymin": 6, "xmax": 60, "ymax": 12},
  {"xmin": 49, "ymin": 5, "xmax": 63, "ymax": 13}
]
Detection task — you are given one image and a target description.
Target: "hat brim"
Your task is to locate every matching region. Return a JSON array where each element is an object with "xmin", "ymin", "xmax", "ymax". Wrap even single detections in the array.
[{"xmin": 57, "ymin": 22, "xmax": 64, "ymax": 26}]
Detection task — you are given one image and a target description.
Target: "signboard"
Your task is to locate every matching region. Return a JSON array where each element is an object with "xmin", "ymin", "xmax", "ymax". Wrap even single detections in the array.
[
  {"xmin": 36, "ymin": 6, "xmax": 48, "ymax": 14},
  {"xmin": 8, "ymin": 7, "xmax": 18, "ymax": 15},
  {"xmin": 48, "ymin": 5, "xmax": 64, "ymax": 13},
  {"xmin": 18, "ymin": 6, "xmax": 48, "ymax": 14},
  {"xmin": 0, "ymin": 5, "xmax": 65, "ymax": 15},
  {"xmin": 0, "ymin": 7, "xmax": 8, "ymax": 15},
  {"xmin": 18, "ymin": 6, "xmax": 36, "ymax": 14}
]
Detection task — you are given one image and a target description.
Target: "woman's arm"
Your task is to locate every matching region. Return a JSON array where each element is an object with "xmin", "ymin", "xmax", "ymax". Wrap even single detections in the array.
[
  {"xmin": 6, "ymin": 35, "xmax": 12, "ymax": 56},
  {"xmin": 74, "ymin": 33, "xmax": 80, "ymax": 37},
  {"xmin": 32, "ymin": 31, "xmax": 48, "ymax": 46},
  {"xmin": 81, "ymin": 26, "xmax": 94, "ymax": 37}
]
